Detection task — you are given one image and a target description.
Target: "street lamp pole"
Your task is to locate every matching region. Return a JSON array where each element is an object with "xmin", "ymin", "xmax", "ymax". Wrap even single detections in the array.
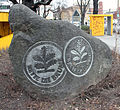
[{"xmin": 117, "ymin": 0, "xmax": 119, "ymax": 24}]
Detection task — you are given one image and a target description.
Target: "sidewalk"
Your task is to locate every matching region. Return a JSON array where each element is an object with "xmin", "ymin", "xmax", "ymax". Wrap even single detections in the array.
[{"xmin": 95, "ymin": 34, "xmax": 120, "ymax": 54}]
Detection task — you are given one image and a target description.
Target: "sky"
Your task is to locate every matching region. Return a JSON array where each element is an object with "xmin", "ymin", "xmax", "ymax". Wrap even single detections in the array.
[
  {"xmin": 100, "ymin": 0, "xmax": 117, "ymax": 11},
  {"xmin": 52, "ymin": 0, "xmax": 118, "ymax": 11}
]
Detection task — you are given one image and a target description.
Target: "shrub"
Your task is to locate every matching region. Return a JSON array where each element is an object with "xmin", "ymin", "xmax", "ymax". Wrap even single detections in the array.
[{"xmin": 81, "ymin": 25, "xmax": 90, "ymax": 34}]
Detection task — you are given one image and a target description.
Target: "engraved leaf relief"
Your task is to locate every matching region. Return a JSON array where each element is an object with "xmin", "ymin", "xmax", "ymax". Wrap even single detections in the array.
[
  {"xmin": 23, "ymin": 41, "xmax": 66, "ymax": 87},
  {"xmin": 32, "ymin": 46, "xmax": 57, "ymax": 73},
  {"xmin": 63, "ymin": 36, "xmax": 93, "ymax": 77},
  {"xmin": 71, "ymin": 45, "xmax": 88, "ymax": 66}
]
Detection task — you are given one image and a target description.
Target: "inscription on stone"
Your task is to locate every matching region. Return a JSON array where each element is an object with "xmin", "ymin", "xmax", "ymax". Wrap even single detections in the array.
[
  {"xmin": 23, "ymin": 41, "xmax": 66, "ymax": 87},
  {"xmin": 63, "ymin": 36, "xmax": 93, "ymax": 77}
]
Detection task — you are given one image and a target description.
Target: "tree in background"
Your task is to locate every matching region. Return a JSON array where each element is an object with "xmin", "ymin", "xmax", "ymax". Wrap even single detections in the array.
[
  {"xmin": 53, "ymin": 0, "xmax": 68, "ymax": 20},
  {"xmin": 77, "ymin": 0, "xmax": 90, "ymax": 25},
  {"xmin": 9, "ymin": 0, "xmax": 53, "ymax": 12},
  {"xmin": 93, "ymin": 0, "xmax": 99, "ymax": 14},
  {"xmin": 42, "ymin": 5, "xmax": 51, "ymax": 18}
]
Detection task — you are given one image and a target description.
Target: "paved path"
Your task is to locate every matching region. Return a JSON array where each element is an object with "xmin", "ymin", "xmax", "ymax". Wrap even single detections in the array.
[{"xmin": 95, "ymin": 34, "xmax": 120, "ymax": 54}]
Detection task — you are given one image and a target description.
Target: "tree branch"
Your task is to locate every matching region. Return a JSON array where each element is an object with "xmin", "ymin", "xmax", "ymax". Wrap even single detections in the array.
[
  {"xmin": 34, "ymin": 0, "xmax": 53, "ymax": 8},
  {"xmin": 9, "ymin": 0, "xmax": 18, "ymax": 4},
  {"xmin": 77, "ymin": 0, "xmax": 90, "ymax": 25},
  {"xmin": 83, "ymin": 0, "xmax": 86, "ymax": 5},
  {"xmin": 77, "ymin": 0, "xmax": 82, "ymax": 14},
  {"xmin": 85, "ymin": 0, "xmax": 90, "ymax": 13}
]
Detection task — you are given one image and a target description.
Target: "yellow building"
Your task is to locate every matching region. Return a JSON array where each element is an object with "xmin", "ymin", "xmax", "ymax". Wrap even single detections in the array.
[
  {"xmin": 89, "ymin": 14, "xmax": 113, "ymax": 36},
  {"xmin": 0, "ymin": 12, "xmax": 12, "ymax": 37},
  {"xmin": 0, "ymin": 12, "xmax": 13, "ymax": 50}
]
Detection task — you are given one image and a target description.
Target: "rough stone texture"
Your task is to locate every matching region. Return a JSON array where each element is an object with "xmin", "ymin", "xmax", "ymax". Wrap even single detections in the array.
[{"xmin": 9, "ymin": 4, "xmax": 112, "ymax": 100}]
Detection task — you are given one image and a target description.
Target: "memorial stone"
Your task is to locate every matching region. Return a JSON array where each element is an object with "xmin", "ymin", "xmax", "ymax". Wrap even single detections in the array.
[{"xmin": 9, "ymin": 4, "xmax": 112, "ymax": 100}]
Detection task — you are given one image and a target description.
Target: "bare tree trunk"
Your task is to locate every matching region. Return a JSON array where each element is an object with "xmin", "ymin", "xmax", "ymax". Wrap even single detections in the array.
[
  {"xmin": 43, "ymin": 5, "xmax": 46, "ymax": 18},
  {"xmin": 38, "ymin": 6, "xmax": 40, "ymax": 15},
  {"xmin": 22, "ymin": 0, "xmax": 36, "ymax": 12},
  {"xmin": 58, "ymin": 11, "xmax": 62, "ymax": 20},
  {"xmin": 57, "ymin": 6, "xmax": 62, "ymax": 20},
  {"xmin": 81, "ymin": 13, "xmax": 85, "ymax": 25},
  {"xmin": 93, "ymin": 0, "xmax": 98, "ymax": 14},
  {"xmin": 77, "ymin": 0, "xmax": 90, "ymax": 25}
]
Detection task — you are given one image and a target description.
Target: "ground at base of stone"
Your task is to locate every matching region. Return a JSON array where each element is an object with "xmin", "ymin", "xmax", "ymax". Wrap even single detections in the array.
[{"xmin": 0, "ymin": 51, "xmax": 120, "ymax": 110}]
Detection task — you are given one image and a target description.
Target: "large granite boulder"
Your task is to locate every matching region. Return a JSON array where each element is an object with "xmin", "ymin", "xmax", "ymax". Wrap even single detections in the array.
[{"xmin": 9, "ymin": 4, "xmax": 112, "ymax": 100}]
